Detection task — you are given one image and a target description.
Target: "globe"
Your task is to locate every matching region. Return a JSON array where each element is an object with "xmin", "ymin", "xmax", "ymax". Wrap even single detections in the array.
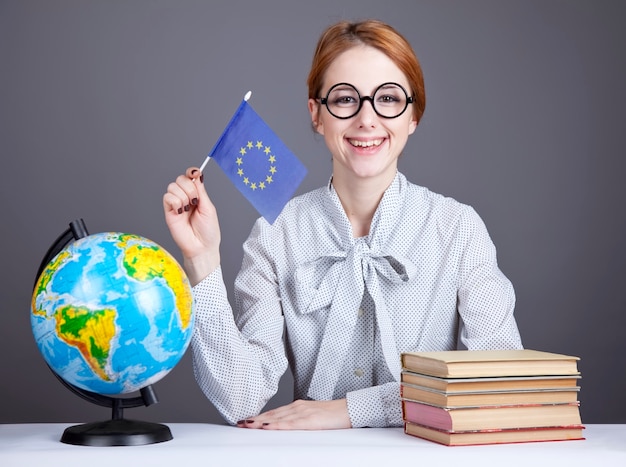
[{"xmin": 31, "ymin": 230, "xmax": 194, "ymax": 397}]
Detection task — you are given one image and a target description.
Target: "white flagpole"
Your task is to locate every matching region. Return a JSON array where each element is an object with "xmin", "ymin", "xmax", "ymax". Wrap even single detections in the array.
[{"xmin": 198, "ymin": 91, "xmax": 252, "ymax": 173}]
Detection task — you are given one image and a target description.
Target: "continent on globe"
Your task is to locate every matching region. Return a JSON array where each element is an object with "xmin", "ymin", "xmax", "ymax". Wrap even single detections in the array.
[
  {"xmin": 121, "ymin": 237, "xmax": 193, "ymax": 330},
  {"xmin": 55, "ymin": 304, "xmax": 117, "ymax": 382}
]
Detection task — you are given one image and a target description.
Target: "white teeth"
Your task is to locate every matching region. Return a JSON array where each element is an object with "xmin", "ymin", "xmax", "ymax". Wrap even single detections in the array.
[{"xmin": 349, "ymin": 139, "xmax": 383, "ymax": 148}]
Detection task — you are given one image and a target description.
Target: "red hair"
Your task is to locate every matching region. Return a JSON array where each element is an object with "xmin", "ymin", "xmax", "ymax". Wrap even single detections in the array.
[{"xmin": 307, "ymin": 20, "xmax": 426, "ymax": 125}]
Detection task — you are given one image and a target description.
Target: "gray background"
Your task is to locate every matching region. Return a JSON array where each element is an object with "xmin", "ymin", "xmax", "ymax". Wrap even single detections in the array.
[{"xmin": 1, "ymin": 0, "xmax": 624, "ymax": 425}]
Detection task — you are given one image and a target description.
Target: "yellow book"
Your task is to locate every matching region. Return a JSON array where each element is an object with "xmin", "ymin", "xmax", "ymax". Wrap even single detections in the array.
[
  {"xmin": 401, "ymin": 383, "xmax": 580, "ymax": 407},
  {"xmin": 404, "ymin": 421, "xmax": 585, "ymax": 446},
  {"xmin": 401, "ymin": 349, "xmax": 580, "ymax": 378},
  {"xmin": 401, "ymin": 371, "xmax": 582, "ymax": 392}
]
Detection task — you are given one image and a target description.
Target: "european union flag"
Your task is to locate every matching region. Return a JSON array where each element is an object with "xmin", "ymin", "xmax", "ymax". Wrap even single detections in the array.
[{"xmin": 207, "ymin": 94, "xmax": 307, "ymax": 224}]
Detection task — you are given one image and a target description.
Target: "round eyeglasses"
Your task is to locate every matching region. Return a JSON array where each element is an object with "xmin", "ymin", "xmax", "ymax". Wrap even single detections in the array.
[{"xmin": 319, "ymin": 82, "xmax": 414, "ymax": 119}]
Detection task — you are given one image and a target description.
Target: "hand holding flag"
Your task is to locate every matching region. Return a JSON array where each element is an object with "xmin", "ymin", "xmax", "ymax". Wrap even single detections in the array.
[{"xmin": 200, "ymin": 92, "xmax": 307, "ymax": 224}]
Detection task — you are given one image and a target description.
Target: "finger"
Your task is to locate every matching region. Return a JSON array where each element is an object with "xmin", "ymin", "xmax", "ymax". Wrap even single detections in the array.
[
  {"xmin": 182, "ymin": 166, "xmax": 214, "ymax": 210},
  {"xmin": 259, "ymin": 419, "xmax": 298, "ymax": 430},
  {"xmin": 164, "ymin": 177, "xmax": 196, "ymax": 213},
  {"xmin": 191, "ymin": 169, "xmax": 211, "ymax": 205},
  {"xmin": 163, "ymin": 191, "xmax": 185, "ymax": 215},
  {"xmin": 173, "ymin": 173, "xmax": 200, "ymax": 208},
  {"xmin": 259, "ymin": 400, "xmax": 350, "ymax": 430},
  {"xmin": 242, "ymin": 404, "xmax": 297, "ymax": 429},
  {"xmin": 164, "ymin": 177, "xmax": 196, "ymax": 214},
  {"xmin": 186, "ymin": 166, "xmax": 202, "ymax": 181},
  {"xmin": 235, "ymin": 408, "xmax": 286, "ymax": 429},
  {"xmin": 235, "ymin": 419, "xmax": 263, "ymax": 429}
]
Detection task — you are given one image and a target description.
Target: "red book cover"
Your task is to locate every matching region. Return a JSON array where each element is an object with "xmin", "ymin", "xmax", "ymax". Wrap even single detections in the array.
[{"xmin": 402, "ymin": 399, "xmax": 582, "ymax": 432}]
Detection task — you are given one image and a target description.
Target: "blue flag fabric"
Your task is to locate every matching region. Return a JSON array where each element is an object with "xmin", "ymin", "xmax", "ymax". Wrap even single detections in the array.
[{"xmin": 209, "ymin": 99, "xmax": 307, "ymax": 224}]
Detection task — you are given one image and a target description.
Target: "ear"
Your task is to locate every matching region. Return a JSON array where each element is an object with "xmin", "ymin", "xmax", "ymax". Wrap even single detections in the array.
[
  {"xmin": 408, "ymin": 117, "xmax": 418, "ymax": 135},
  {"xmin": 308, "ymin": 98, "xmax": 324, "ymax": 135}
]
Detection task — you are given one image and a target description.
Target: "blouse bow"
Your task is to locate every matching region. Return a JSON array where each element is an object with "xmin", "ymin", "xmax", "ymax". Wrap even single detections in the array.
[{"xmin": 294, "ymin": 241, "xmax": 417, "ymax": 400}]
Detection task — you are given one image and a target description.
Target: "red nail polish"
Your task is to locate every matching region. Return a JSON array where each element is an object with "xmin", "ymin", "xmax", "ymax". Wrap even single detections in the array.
[
  {"xmin": 200, "ymin": 174, "xmax": 204, "ymax": 183},
  {"xmin": 184, "ymin": 205, "xmax": 190, "ymax": 212},
  {"xmin": 177, "ymin": 207, "xmax": 183, "ymax": 214},
  {"xmin": 191, "ymin": 197, "xmax": 198, "ymax": 206}
]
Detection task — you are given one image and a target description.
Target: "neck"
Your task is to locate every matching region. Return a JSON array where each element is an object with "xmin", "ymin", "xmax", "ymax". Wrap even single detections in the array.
[{"xmin": 332, "ymin": 171, "xmax": 396, "ymax": 238}]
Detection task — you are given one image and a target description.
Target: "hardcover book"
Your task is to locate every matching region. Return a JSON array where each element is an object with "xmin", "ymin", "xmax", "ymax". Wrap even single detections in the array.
[
  {"xmin": 404, "ymin": 421, "xmax": 585, "ymax": 446},
  {"xmin": 401, "ymin": 349, "xmax": 580, "ymax": 378},
  {"xmin": 400, "ymin": 372, "xmax": 582, "ymax": 393},
  {"xmin": 401, "ymin": 384, "xmax": 580, "ymax": 407},
  {"xmin": 402, "ymin": 399, "xmax": 582, "ymax": 432}
]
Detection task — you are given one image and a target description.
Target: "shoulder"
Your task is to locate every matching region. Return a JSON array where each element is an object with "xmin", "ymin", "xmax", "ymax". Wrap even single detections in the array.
[
  {"xmin": 272, "ymin": 186, "xmax": 328, "ymax": 227},
  {"xmin": 401, "ymin": 174, "xmax": 473, "ymax": 217},
  {"xmin": 400, "ymin": 173, "xmax": 484, "ymax": 236},
  {"xmin": 246, "ymin": 185, "xmax": 328, "ymax": 242}
]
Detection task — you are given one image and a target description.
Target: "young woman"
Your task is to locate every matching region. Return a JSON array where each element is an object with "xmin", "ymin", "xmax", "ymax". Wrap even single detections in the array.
[{"xmin": 163, "ymin": 19, "xmax": 522, "ymax": 430}]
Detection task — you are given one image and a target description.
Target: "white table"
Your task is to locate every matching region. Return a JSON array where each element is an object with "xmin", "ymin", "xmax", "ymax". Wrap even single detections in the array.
[{"xmin": 1, "ymin": 423, "xmax": 624, "ymax": 467}]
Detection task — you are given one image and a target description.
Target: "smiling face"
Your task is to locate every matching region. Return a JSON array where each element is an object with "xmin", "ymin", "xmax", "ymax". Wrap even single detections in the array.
[{"xmin": 308, "ymin": 45, "xmax": 418, "ymax": 184}]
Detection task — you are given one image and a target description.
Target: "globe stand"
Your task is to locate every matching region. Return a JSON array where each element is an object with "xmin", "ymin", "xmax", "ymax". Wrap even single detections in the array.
[
  {"xmin": 62, "ymin": 418, "xmax": 172, "ymax": 447},
  {"xmin": 35, "ymin": 219, "xmax": 173, "ymax": 446},
  {"xmin": 60, "ymin": 386, "xmax": 173, "ymax": 447}
]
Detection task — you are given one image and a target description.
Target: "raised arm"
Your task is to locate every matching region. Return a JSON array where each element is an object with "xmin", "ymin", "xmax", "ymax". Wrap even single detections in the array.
[{"xmin": 162, "ymin": 167, "xmax": 221, "ymax": 285}]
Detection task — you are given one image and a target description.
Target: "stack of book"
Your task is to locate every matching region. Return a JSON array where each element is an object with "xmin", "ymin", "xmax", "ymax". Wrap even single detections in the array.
[{"xmin": 400, "ymin": 349, "xmax": 585, "ymax": 446}]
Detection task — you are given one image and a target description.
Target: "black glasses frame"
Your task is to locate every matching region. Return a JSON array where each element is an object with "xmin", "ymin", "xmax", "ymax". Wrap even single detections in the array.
[{"xmin": 319, "ymin": 82, "xmax": 414, "ymax": 120}]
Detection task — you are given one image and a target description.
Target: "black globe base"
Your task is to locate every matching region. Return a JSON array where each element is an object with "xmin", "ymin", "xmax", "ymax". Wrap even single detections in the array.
[{"xmin": 61, "ymin": 418, "xmax": 173, "ymax": 446}]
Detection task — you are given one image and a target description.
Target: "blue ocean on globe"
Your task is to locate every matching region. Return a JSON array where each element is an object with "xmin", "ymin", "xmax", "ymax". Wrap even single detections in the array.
[{"xmin": 31, "ymin": 232, "xmax": 194, "ymax": 395}]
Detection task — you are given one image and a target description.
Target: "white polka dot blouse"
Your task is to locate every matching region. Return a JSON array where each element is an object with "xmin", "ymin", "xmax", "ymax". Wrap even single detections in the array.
[{"xmin": 191, "ymin": 171, "xmax": 523, "ymax": 427}]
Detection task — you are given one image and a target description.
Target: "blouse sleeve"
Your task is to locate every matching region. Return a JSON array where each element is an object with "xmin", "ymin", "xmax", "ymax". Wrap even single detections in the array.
[
  {"xmin": 456, "ymin": 206, "xmax": 523, "ymax": 350},
  {"xmin": 346, "ymin": 382, "xmax": 403, "ymax": 428},
  {"xmin": 190, "ymin": 261, "xmax": 287, "ymax": 425}
]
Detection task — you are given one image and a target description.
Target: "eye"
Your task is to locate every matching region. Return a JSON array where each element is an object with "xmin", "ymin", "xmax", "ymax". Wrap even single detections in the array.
[
  {"xmin": 381, "ymin": 95, "xmax": 398, "ymax": 103},
  {"xmin": 332, "ymin": 95, "xmax": 358, "ymax": 106},
  {"xmin": 376, "ymin": 93, "xmax": 401, "ymax": 104}
]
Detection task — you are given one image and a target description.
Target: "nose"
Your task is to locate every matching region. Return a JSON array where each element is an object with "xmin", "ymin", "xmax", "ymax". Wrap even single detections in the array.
[{"xmin": 356, "ymin": 96, "xmax": 377, "ymax": 127}]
